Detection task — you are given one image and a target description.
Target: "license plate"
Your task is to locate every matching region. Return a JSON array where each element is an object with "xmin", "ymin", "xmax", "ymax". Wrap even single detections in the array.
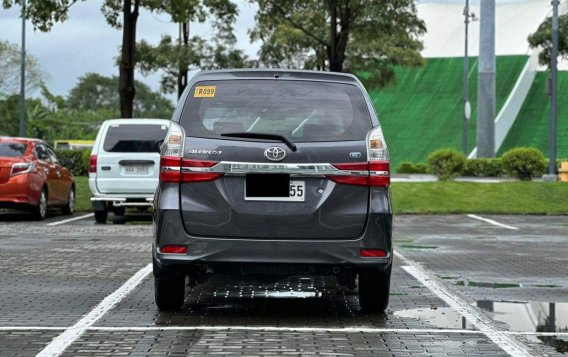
[
  {"xmin": 245, "ymin": 180, "xmax": 305, "ymax": 202},
  {"xmin": 124, "ymin": 165, "xmax": 149, "ymax": 175}
]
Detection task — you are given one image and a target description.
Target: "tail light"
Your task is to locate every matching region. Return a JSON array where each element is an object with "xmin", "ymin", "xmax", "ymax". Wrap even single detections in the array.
[
  {"xmin": 159, "ymin": 245, "xmax": 188, "ymax": 254},
  {"xmin": 360, "ymin": 249, "xmax": 387, "ymax": 258},
  {"xmin": 329, "ymin": 127, "xmax": 390, "ymax": 187},
  {"xmin": 159, "ymin": 122, "xmax": 224, "ymax": 183},
  {"xmin": 10, "ymin": 162, "xmax": 35, "ymax": 176},
  {"xmin": 89, "ymin": 155, "xmax": 97, "ymax": 173}
]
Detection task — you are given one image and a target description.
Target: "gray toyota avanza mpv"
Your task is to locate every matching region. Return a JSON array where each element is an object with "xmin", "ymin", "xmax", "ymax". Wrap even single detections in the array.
[{"xmin": 153, "ymin": 69, "xmax": 393, "ymax": 312}]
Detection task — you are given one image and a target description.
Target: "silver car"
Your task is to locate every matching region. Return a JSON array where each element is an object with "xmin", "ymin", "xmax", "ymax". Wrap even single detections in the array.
[{"xmin": 153, "ymin": 70, "xmax": 393, "ymax": 312}]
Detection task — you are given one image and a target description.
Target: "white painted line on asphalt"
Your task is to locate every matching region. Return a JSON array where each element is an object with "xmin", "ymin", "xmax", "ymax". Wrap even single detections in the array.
[
  {"xmin": 36, "ymin": 263, "xmax": 152, "ymax": 357},
  {"xmin": 395, "ymin": 250, "xmax": 532, "ymax": 357},
  {"xmin": 0, "ymin": 327, "xmax": 66, "ymax": 331},
  {"xmin": 2, "ymin": 325, "xmax": 567, "ymax": 337},
  {"xmin": 506, "ymin": 331, "xmax": 568, "ymax": 337},
  {"xmin": 46, "ymin": 213, "xmax": 94, "ymax": 227},
  {"xmin": 467, "ymin": 214, "xmax": 519, "ymax": 230},
  {"xmin": 88, "ymin": 326, "xmax": 482, "ymax": 334}
]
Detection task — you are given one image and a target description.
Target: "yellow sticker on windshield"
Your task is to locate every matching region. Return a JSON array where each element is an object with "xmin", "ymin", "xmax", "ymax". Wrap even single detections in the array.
[{"xmin": 194, "ymin": 86, "xmax": 216, "ymax": 98}]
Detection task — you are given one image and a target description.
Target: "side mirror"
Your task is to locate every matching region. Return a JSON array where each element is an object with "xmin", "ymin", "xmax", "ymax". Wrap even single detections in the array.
[{"xmin": 62, "ymin": 159, "xmax": 74, "ymax": 168}]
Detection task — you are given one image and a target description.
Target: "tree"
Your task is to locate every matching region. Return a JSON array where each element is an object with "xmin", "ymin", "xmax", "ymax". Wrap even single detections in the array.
[
  {"xmin": 0, "ymin": 40, "xmax": 43, "ymax": 97},
  {"xmin": 250, "ymin": 0, "xmax": 426, "ymax": 87},
  {"xmin": 3, "ymin": 0, "xmax": 142, "ymax": 118},
  {"xmin": 0, "ymin": 73, "xmax": 173, "ymax": 140},
  {"xmin": 137, "ymin": 36, "xmax": 249, "ymax": 97},
  {"xmin": 528, "ymin": 14, "xmax": 568, "ymax": 68},
  {"xmin": 138, "ymin": 0, "xmax": 243, "ymax": 98},
  {"xmin": 102, "ymin": 0, "xmax": 140, "ymax": 118},
  {"xmin": 67, "ymin": 73, "xmax": 173, "ymax": 118}
]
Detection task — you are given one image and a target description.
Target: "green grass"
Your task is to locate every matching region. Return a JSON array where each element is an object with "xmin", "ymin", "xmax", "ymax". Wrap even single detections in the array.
[
  {"xmin": 369, "ymin": 56, "xmax": 528, "ymax": 168},
  {"xmin": 392, "ymin": 181, "xmax": 568, "ymax": 214},
  {"xmin": 498, "ymin": 71, "xmax": 568, "ymax": 158},
  {"xmin": 75, "ymin": 176, "xmax": 91, "ymax": 212},
  {"xmin": 74, "ymin": 176, "xmax": 568, "ymax": 214}
]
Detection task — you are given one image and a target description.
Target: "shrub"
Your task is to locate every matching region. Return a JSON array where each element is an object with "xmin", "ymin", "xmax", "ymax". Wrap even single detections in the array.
[
  {"xmin": 428, "ymin": 149, "xmax": 466, "ymax": 181},
  {"xmin": 81, "ymin": 149, "xmax": 91, "ymax": 175},
  {"xmin": 463, "ymin": 158, "xmax": 503, "ymax": 177},
  {"xmin": 501, "ymin": 147, "xmax": 547, "ymax": 180},
  {"xmin": 55, "ymin": 149, "xmax": 91, "ymax": 176},
  {"xmin": 396, "ymin": 161, "xmax": 431, "ymax": 174}
]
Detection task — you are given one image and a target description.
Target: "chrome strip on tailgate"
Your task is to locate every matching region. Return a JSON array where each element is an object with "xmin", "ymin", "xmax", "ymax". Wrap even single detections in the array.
[{"xmin": 182, "ymin": 162, "xmax": 369, "ymax": 177}]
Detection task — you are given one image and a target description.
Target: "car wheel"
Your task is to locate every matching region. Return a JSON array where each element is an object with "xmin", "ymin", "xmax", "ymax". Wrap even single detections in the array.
[
  {"xmin": 94, "ymin": 209, "xmax": 108, "ymax": 224},
  {"xmin": 155, "ymin": 275, "xmax": 186, "ymax": 311},
  {"xmin": 32, "ymin": 189, "xmax": 48, "ymax": 220},
  {"xmin": 61, "ymin": 189, "xmax": 75, "ymax": 215},
  {"xmin": 358, "ymin": 268, "xmax": 390, "ymax": 313}
]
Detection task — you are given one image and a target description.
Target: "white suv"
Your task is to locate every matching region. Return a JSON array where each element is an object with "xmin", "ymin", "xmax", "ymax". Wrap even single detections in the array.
[{"xmin": 89, "ymin": 119, "xmax": 170, "ymax": 223}]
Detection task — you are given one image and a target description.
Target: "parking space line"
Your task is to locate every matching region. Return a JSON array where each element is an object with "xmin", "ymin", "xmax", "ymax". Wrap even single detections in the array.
[
  {"xmin": 36, "ymin": 263, "xmax": 152, "ymax": 357},
  {"xmin": 46, "ymin": 213, "xmax": 94, "ymax": 226},
  {"xmin": 88, "ymin": 326, "xmax": 482, "ymax": 334},
  {"xmin": 0, "ymin": 327, "xmax": 65, "ymax": 331},
  {"xmin": 2, "ymin": 325, "xmax": 567, "ymax": 337},
  {"xmin": 395, "ymin": 250, "xmax": 532, "ymax": 357},
  {"xmin": 467, "ymin": 214, "xmax": 519, "ymax": 230},
  {"xmin": 506, "ymin": 331, "xmax": 568, "ymax": 337}
]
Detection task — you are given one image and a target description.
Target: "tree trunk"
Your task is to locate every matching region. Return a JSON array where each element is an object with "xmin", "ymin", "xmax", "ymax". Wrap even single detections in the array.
[
  {"xmin": 327, "ymin": 0, "xmax": 351, "ymax": 72},
  {"xmin": 328, "ymin": 0, "xmax": 342, "ymax": 72},
  {"xmin": 177, "ymin": 21, "xmax": 189, "ymax": 99},
  {"xmin": 336, "ymin": 1, "xmax": 351, "ymax": 71},
  {"xmin": 119, "ymin": 0, "xmax": 139, "ymax": 118}
]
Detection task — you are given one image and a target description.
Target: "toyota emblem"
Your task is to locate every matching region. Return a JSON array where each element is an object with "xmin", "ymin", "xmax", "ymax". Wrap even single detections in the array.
[{"xmin": 264, "ymin": 146, "xmax": 286, "ymax": 161}]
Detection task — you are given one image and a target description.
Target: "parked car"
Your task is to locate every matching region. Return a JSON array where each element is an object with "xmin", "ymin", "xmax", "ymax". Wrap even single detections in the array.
[
  {"xmin": 0, "ymin": 137, "xmax": 75, "ymax": 219},
  {"xmin": 153, "ymin": 70, "xmax": 393, "ymax": 312},
  {"xmin": 89, "ymin": 119, "xmax": 170, "ymax": 223}
]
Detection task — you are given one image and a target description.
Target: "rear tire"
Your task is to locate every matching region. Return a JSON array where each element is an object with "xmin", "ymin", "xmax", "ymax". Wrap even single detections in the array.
[
  {"xmin": 155, "ymin": 275, "xmax": 186, "ymax": 311},
  {"xmin": 32, "ymin": 189, "xmax": 47, "ymax": 220},
  {"xmin": 94, "ymin": 209, "xmax": 108, "ymax": 224},
  {"xmin": 358, "ymin": 268, "xmax": 390, "ymax": 313},
  {"xmin": 61, "ymin": 189, "xmax": 75, "ymax": 215}
]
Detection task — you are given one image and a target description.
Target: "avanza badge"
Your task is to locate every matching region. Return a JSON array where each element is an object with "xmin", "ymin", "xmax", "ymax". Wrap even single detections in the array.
[{"xmin": 194, "ymin": 86, "xmax": 216, "ymax": 98}]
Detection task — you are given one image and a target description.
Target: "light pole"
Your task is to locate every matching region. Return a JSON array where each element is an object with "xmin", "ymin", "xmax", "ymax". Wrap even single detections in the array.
[
  {"xmin": 477, "ymin": 0, "xmax": 496, "ymax": 158},
  {"xmin": 19, "ymin": 0, "xmax": 26, "ymax": 137},
  {"xmin": 548, "ymin": 0, "xmax": 559, "ymax": 176},
  {"xmin": 463, "ymin": 0, "xmax": 477, "ymax": 154}
]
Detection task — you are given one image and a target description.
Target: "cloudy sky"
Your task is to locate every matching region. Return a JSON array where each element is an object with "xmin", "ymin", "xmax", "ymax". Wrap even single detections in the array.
[
  {"xmin": 0, "ymin": 0, "xmax": 559, "ymax": 101},
  {"xmin": 0, "ymin": 0, "xmax": 260, "ymax": 100}
]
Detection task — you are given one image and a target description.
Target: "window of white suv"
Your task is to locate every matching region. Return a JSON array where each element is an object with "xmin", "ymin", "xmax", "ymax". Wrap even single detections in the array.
[{"xmin": 103, "ymin": 124, "xmax": 169, "ymax": 153}]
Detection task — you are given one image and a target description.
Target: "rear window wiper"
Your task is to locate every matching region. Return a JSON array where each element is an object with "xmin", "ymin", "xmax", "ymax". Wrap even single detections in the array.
[{"xmin": 221, "ymin": 132, "xmax": 297, "ymax": 152}]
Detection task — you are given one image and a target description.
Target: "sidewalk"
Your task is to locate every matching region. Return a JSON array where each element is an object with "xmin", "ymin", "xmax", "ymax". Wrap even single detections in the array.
[{"xmin": 391, "ymin": 174, "xmax": 520, "ymax": 183}]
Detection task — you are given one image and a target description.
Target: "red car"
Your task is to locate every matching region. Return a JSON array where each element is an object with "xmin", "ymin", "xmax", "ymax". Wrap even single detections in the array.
[{"xmin": 0, "ymin": 137, "xmax": 75, "ymax": 220}]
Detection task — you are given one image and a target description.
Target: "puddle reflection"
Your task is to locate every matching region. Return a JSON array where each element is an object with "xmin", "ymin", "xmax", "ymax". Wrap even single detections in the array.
[
  {"xmin": 477, "ymin": 300, "xmax": 568, "ymax": 354},
  {"xmin": 393, "ymin": 307, "xmax": 475, "ymax": 330}
]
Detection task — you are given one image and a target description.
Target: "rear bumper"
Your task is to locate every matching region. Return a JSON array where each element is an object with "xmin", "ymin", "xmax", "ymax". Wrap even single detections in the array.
[
  {"xmin": 0, "ymin": 173, "xmax": 40, "ymax": 207},
  {"xmin": 91, "ymin": 196, "xmax": 154, "ymax": 207},
  {"xmin": 152, "ymin": 232, "xmax": 393, "ymax": 275},
  {"xmin": 153, "ymin": 186, "xmax": 393, "ymax": 275},
  {"xmin": 89, "ymin": 176, "xmax": 155, "ymax": 207}
]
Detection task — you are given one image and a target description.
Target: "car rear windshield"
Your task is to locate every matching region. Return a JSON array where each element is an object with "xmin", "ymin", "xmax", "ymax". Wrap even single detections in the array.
[
  {"xmin": 180, "ymin": 79, "xmax": 372, "ymax": 142},
  {"xmin": 103, "ymin": 124, "xmax": 169, "ymax": 153},
  {"xmin": 0, "ymin": 142, "xmax": 27, "ymax": 157}
]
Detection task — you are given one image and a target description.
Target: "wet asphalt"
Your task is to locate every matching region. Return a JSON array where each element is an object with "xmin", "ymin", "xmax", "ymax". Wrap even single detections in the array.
[{"xmin": 0, "ymin": 211, "xmax": 566, "ymax": 356}]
